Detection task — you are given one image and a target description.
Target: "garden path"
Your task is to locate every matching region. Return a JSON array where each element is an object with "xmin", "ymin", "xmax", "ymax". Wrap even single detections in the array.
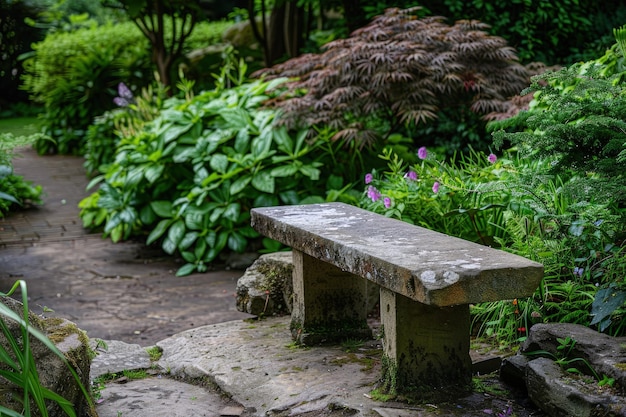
[{"xmin": 0, "ymin": 146, "xmax": 251, "ymax": 345}]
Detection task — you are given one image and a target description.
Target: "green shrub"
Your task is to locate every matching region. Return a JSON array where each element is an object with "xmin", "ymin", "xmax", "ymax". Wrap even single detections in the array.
[
  {"xmin": 79, "ymin": 70, "xmax": 348, "ymax": 276},
  {"xmin": 84, "ymin": 82, "xmax": 168, "ymax": 176},
  {"xmin": 0, "ymin": 133, "xmax": 43, "ymax": 217},
  {"xmin": 21, "ymin": 19, "xmax": 232, "ymax": 156},
  {"xmin": 360, "ymin": 146, "xmax": 626, "ymax": 346},
  {"xmin": 411, "ymin": 0, "xmax": 625, "ymax": 65}
]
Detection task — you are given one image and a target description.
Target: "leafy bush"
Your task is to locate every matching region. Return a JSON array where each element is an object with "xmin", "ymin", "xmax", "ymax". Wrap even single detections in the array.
[
  {"xmin": 21, "ymin": 19, "xmax": 232, "ymax": 155},
  {"xmin": 79, "ymin": 70, "xmax": 352, "ymax": 276},
  {"xmin": 0, "ymin": 0, "xmax": 46, "ymax": 107},
  {"xmin": 0, "ymin": 133, "xmax": 43, "ymax": 217},
  {"xmin": 84, "ymin": 82, "xmax": 168, "ymax": 176},
  {"xmin": 254, "ymin": 7, "xmax": 529, "ymax": 152},
  {"xmin": 360, "ymin": 146, "xmax": 626, "ymax": 346},
  {"xmin": 412, "ymin": 0, "xmax": 626, "ymax": 65}
]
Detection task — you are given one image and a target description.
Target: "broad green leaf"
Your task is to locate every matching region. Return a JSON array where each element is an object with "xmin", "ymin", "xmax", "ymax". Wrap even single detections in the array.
[
  {"xmin": 234, "ymin": 129, "xmax": 250, "ymax": 154},
  {"xmin": 181, "ymin": 251, "xmax": 196, "ymax": 263},
  {"xmin": 0, "ymin": 165, "xmax": 12, "ymax": 177},
  {"xmin": 273, "ymin": 127, "xmax": 292, "ymax": 152},
  {"xmin": 228, "ymin": 232, "xmax": 247, "ymax": 252},
  {"xmin": 254, "ymin": 194, "xmax": 279, "ymax": 207},
  {"xmin": 167, "ymin": 219, "xmax": 186, "ymax": 247},
  {"xmin": 185, "ymin": 212, "xmax": 204, "ymax": 230},
  {"xmin": 151, "ymin": 201, "xmax": 173, "ymax": 218},
  {"xmin": 252, "ymin": 130, "xmax": 273, "ymax": 159},
  {"xmin": 162, "ymin": 236, "xmax": 177, "ymax": 255},
  {"xmin": 104, "ymin": 212, "xmax": 122, "ymax": 233},
  {"xmin": 216, "ymin": 231, "xmax": 229, "ymax": 251},
  {"xmin": 145, "ymin": 164, "xmax": 164, "ymax": 184},
  {"xmin": 209, "ymin": 207, "xmax": 225, "ymax": 223},
  {"xmin": 173, "ymin": 146, "xmax": 196, "ymax": 163},
  {"xmin": 271, "ymin": 165, "xmax": 298, "ymax": 177},
  {"xmin": 110, "ymin": 224, "xmax": 123, "ymax": 242},
  {"xmin": 161, "ymin": 123, "xmax": 193, "ymax": 144},
  {"xmin": 299, "ymin": 165, "xmax": 321, "ymax": 180},
  {"xmin": 126, "ymin": 167, "xmax": 144, "ymax": 186},
  {"xmin": 179, "ymin": 231, "xmax": 199, "ymax": 250},
  {"xmin": 201, "ymin": 230, "xmax": 216, "ymax": 248},
  {"xmin": 176, "ymin": 263, "xmax": 197, "ymax": 277},
  {"xmin": 223, "ymin": 203, "xmax": 241, "ymax": 222},
  {"xmin": 139, "ymin": 204, "xmax": 156, "ymax": 225},
  {"xmin": 210, "ymin": 154, "xmax": 229, "ymax": 173},
  {"xmin": 230, "ymin": 176, "xmax": 251, "ymax": 195},
  {"xmin": 219, "ymin": 108, "xmax": 252, "ymax": 129},
  {"xmin": 0, "ymin": 191, "xmax": 19, "ymax": 204},
  {"xmin": 252, "ymin": 171, "xmax": 275, "ymax": 193},
  {"xmin": 279, "ymin": 190, "xmax": 299, "ymax": 205},
  {"xmin": 194, "ymin": 237, "xmax": 208, "ymax": 259},
  {"xmin": 147, "ymin": 218, "xmax": 174, "ymax": 245},
  {"xmin": 118, "ymin": 207, "xmax": 137, "ymax": 224}
]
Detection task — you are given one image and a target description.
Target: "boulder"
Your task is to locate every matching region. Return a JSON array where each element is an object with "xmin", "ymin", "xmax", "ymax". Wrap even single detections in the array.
[
  {"xmin": 236, "ymin": 252, "xmax": 294, "ymax": 316},
  {"xmin": 501, "ymin": 323, "xmax": 626, "ymax": 417},
  {"xmin": 0, "ymin": 297, "xmax": 95, "ymax": 417}
]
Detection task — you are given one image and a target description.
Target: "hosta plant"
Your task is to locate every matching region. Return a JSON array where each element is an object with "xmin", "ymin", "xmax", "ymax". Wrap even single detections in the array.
[{"xmin": 80, "ymin": 72, "xmax": 334, "ymax": 276}]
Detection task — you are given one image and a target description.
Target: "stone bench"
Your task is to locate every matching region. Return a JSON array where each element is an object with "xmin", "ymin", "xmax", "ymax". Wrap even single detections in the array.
[{"xmin": 250, "ymin": 202, "xmax": 543, "ymax": 395}]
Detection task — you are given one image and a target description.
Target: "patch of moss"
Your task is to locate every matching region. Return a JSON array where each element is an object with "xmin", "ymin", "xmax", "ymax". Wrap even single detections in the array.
[
  {"xmin": 145, "ymin": 346, "xmax": 163, "ymax": 362},
  {"xmin": 331, "ymin": 352, "xmax": 377, "ymax": 372}
]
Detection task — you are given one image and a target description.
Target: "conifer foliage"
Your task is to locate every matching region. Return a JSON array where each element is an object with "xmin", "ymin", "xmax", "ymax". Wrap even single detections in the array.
[{"xmin": 254, "ymin": 7, "xmax": 529, "ymax": 148}]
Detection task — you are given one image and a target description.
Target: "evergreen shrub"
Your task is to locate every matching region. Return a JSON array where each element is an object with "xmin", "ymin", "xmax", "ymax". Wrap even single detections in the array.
[{"xmin": 21, "ymin": 19, "xmax": 231, "ymax": 155}]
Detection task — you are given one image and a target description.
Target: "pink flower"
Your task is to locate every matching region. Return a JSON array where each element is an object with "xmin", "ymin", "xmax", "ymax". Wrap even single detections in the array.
[
  {"xmin": 364, "ymin": 173, "xmax": 373, "ymax": 184},
  {"xmin": 367, "ymin": 186, "xmax": 381, "ymax": 202},
  {"xmin": 432, "ymin": 182, "xmax": 440, "ymax": 193},
  {"xmin": 488, "ymin": 153, "xmax": 497, "ymax": 164},
  {"xmin": 383, "ymin": 197, "xmax": 391, "ymax": 208},
  {"xmin": 404, "ymin": 170, "xmax": 417, "ymax": 181},
  {"xmin": 418, "ymin": 146, "xmax": 428, "ymax": 160}
]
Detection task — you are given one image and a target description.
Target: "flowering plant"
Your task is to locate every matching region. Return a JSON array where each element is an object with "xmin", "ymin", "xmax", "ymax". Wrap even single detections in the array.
[{"xmin": 360, "ymin": 146, "xmax": 509, "ymax": 245}]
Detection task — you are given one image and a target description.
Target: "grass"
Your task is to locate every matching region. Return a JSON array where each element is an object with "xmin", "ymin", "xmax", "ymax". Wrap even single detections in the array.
[{"xmin": 0, "ymin": 117, "xmax": 41, "ymax": 137}]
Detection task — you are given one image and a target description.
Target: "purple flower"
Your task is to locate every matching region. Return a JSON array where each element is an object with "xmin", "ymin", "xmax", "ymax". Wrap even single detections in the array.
[
  {"xmin": 404, "ymin": 170, "xmax": 417, "ymax": 181},
  {"xmin": 364, "ymin": 173, "xmax": 373, "ymax": 184},
  {"xmin": 432, "ymin": 182, "xmax": 440, "ymax": 193},
  {"xmin": 573, "ymin": 267, "xmax": 584, "ymax": 277},
  {"xmin": 418, "ymin": 146, "xmax": 428, "ymax": 160},
  {"xmin": 113, "ymin": 82, "xmax": 134, "ymax": 107},
  {"xmin": 383, "ymin": 197, "xmax": 392, "ymax": 208},
  {"xmin": 488, "ymin": 153, "xmax": 497, "ymax": 164},
  {"xmin": 367, "ymin": 185, "xmax": 381, "ymax": 202}
]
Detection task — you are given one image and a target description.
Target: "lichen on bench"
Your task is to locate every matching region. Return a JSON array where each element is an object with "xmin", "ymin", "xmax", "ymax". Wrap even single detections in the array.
[{"xmin": 251, "ymin": 202, "xmax": 544, "ymax": 396}]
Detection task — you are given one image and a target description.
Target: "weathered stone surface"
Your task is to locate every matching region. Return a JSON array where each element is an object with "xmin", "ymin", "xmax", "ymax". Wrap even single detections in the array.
[
  {"xmin": 501, "ymin": 323, "xmax": 626, "ymax": 417},
  {"xmin": 0, "ymin": 297, "xmax": 95, "ymax": 417},
  {"xmin": 90, "ymin": 339, "xmax": 152, "ymax": 379},
  {"xmin": 235, "ymin": 252, "xmax": 293, "ymax": 316},
  {"xmin": 526, "ymin": 358, "xmax": 626, "ymax": 417},
  {"xmin": 522, "ymin": 323, "xmax": 626, "ymax": 390},
  {"xmin": 251, "ymin": 203, "xmax": 544, "ymax": 306}
]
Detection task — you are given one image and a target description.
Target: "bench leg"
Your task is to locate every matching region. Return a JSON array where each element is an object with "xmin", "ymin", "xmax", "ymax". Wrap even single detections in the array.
[
  {"xmin": 291, "ymin": 250, "xmax": 371, "ymax": 344},
  {"xmin": 380, "ymin": 287, "xmax": 471, "ymax": 395}
]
